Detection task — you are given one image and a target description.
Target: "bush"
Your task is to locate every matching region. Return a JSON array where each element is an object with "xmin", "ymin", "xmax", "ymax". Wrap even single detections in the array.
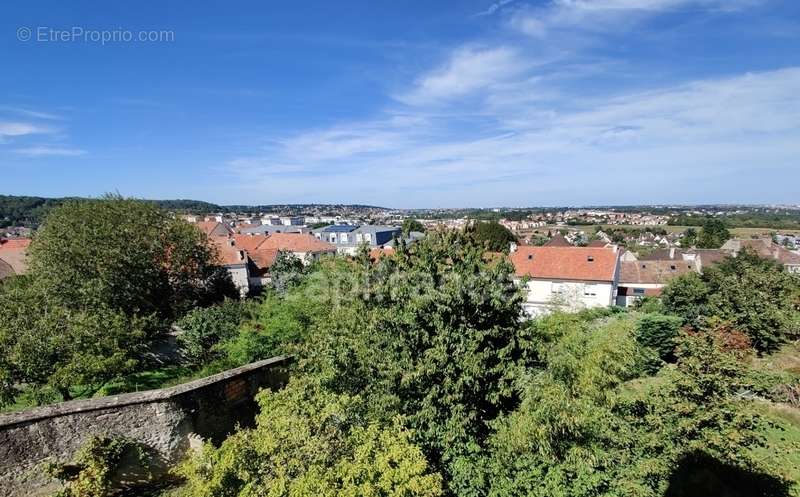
[
  {"xmin": 46, "ymin": 435, "xmax": 145, "ymax": 497},
  {"xmin": 635, "ymin": 313, "xmax": 684, "ymax": 362},
  {"xmin": 175, "ymin": 300, "xmax": 252, "ymax": 366}
]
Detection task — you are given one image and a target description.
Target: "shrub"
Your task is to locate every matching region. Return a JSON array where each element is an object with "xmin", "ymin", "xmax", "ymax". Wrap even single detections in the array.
[{"xmin": 175, "ymin": 300, "xmax": 252, "ymax": 366}]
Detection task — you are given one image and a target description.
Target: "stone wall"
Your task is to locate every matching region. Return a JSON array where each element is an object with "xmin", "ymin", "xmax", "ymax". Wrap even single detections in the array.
[{"xmin": 0, "ymin": 355, "xmax": 291, "ymax": 497}]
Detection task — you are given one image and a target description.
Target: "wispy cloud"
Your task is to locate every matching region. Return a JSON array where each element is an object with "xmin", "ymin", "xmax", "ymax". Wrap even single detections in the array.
[
  {"xmin": 13, "ymin": 146, "xmax": 87, "ymax": 157},
  {"xmin": 0, "ymin": 106, "xmax": 63, "ymax": 120},
  {"xmin": 222, "ymin": 62, "xmax": 800, "ymax": 206},
  {"xmin": 396, "ymin": 46, "xmax": 532, "ymax": 106},
  {"xmin": 510, "ymin": 0, "xmax": 763, "ymax": 37},
  {"xmin": 0, "ymin": 122, "xmax": 52, "ymax": 139},
  {"xmin": 475, "ymin": 0, "xmax": 519, "ymax": 16}
]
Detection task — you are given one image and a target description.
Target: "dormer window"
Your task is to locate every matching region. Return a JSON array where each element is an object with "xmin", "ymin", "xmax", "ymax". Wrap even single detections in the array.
[
  {"xmin": 587, "ymin": 256, "xmax": 594, "ymax": 262},
  {"xmin": 527, "ymin": 254, "xmax": 533, "ymax": 260}
]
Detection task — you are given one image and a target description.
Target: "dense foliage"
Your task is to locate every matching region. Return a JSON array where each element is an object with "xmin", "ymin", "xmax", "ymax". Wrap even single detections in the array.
[
  {"xmin": 402, "ymin": 218, "xmax": 426, "ymax": 235},
  {"xmin": 662, "ymin": 250, "xmax": 800, "ymax": 352},
  {"xmin": 466, "ymin": 221, "xmax": 517, "ymax": 252},
  {"xmin": 0, "ymin": 196, "xmax": 236, "ymax": 405},
  {"xmin": 696, "ymin": 218, "xmax": 731, "ymax": 249},
  {"xmin": 176, "ymin": 231, "xmax": 790, "ymax": 497}
]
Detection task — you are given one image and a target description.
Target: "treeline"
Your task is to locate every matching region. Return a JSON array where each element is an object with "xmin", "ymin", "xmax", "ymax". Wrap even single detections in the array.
[
  {"xmin": 0, "ymin": 194, "xmax": 390, "ymax": 228},
  {"xmin": 0, "ymin": 195, "xmax": 222, "ymax": 228},
  {"xmin": 670, "ymin": 211, "xmax": 800, "ymax": 230}
]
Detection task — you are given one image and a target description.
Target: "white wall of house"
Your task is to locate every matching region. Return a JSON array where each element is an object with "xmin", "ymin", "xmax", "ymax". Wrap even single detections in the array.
[
  {"xmin": 520, "ymin": 278, "xmax": 615, "ymax": 317},
  {"xmin": 226, "ymin": 265, "xmax": 250, "ymax": 297}
]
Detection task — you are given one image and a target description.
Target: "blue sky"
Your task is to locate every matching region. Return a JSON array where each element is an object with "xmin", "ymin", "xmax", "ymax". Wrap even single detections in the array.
[{"xmin": 1, "ymin": 0, "xmax": 799, "ymax": 208}]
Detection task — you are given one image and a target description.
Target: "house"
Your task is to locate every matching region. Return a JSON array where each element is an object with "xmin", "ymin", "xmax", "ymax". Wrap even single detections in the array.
[
  {"xmin": 209, "ymin": 237, "xmax": 251, "ymax": 297},
  {"xmin": 721, "ymin": 238, "xmax": 800, "ymax": 273},
  {"xmin": 257, "ymin": 233, "xmax": 336, "ymax": 263},
  {"xmin": 616, "ymin": 260, "xmax": 697, "ymax": 307},
  {"xmin": 313, "ymin": 225, "xmax": 401, "ymax": 256},
  {"xmin": 544, "ymin": 234, "xmax": 572, "ymax": 247},
  {"xmin": 239, "ymin": 224, "xmax": 309, "ymax": 235},
  {"xmin": 510, "ymin": 245, "xmax": 621, "ymax": 317},
  {"xmin": 0, "ymin": 238, "xmax": 31, "ymax": 280},
  {"xmin": 195, "ymin": 221, "xmax": 233, "ymax": 237}
]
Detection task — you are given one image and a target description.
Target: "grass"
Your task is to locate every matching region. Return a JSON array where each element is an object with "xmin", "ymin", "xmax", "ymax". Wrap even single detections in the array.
[
  {"xmin": 752, "ymin": 402, "xmax": 800, "ymax": 495},
  {"xmin": 0, "ymin": 362, "xmax": 234, "ymax": 414},
  {"xmin": 748, "ymin": 341, "xmax": 800, "ymax": 495}
]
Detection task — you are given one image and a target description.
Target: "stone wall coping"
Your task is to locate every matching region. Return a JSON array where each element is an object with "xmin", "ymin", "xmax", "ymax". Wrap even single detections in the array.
[{"xmin": 0, "ymin": 355, "xmax": 291, "ymax": 429}]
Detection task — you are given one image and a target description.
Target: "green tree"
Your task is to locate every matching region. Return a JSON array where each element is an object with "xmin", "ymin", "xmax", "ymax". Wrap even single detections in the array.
[
  {"xmin": 298, "ymin": 230, "xmax": 528, "ymax": 490},
  {"xmin": 661, "ymin": 271, "xmax": 711, "ymax": 328},
  {"xmin": 682, "ymin": 227, "xmax": 698, "ymax": 247},
  {"xmin": 479, "ymin": 318, "xmax": 783, "ymax": 497},
  {"xmin": 703, "ymin": 250, "xmax": 800, "ymax": 351},
  {"xmin": 175, "ymin": 299, "xmax": 253, "ymax": 366},
  {"xmin": 28, "ymin": 195, "xmax": 236, "ymax": 322},
  {"xmin": 467, "ymin": 221, "xmax": 517, "ymax": 252},
  {"xmin": 402, "ymin": 218, "xmax": 426, "ymax": 236},
  {"xmin": 697, "ymin": 218, "xmax": 730, "ymax": 249},
  {"xmin": 269, "ymin": 250, "xmax": 308, "ymax": 294},
  {"xmin": 662, "ymin": 249, "xmax": 800, "ymax": 352},
  {"xmin": 0, "ymin": 278, "xmax": 147, "ymax": 401},
  {"xmin": 635, "ymin": 313, "xmax": 684, "ymax": 363}
]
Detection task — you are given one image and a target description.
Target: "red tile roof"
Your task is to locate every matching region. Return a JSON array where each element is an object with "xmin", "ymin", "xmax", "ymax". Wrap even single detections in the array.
[
  {"xmin": 232, "ymin": 234, "xmax": 269, "ymax": 252},
  {"xmin": 510, "ymin": 246, "xmax": 619, "ymax": 282},
  {"xmin": 369, "ymin": 247, "xmax": 395, "ymax": 261},
  {"xmin": 544, "ymin": 234, "xmax": 572, "ymax": 247},
  {"xmin": 259, "ymin": 233, "xmax": 335, "ymax": 254},
  {"xmin": 209, "ymin": 237, "xmax": 248, "ymax": 266},
  {"xmin": 0, "ymin": 239, "xmax": 31, "ymax": 250},
  {"xmin": 195, "ymin": 221, "xmax": 232, "ymax": 236},
  {"xmin": 248, "ymin": 248, "xmax": 279, "ymax": 275},
  {"xmin": 0, "ymin": 238, "xmax": 31, "ymax": 276}
]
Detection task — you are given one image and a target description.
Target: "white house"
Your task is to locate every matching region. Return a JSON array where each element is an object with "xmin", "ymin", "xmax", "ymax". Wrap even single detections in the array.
[{"xmin": 510, "ymin": 245, "xmax": 621, "ymax": 317}]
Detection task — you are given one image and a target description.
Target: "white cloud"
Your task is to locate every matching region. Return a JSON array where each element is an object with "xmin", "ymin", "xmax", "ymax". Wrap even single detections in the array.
[
  {"xmin": 396, "ymin": 46, "xmax": 530, "ymax": 105},
  {"xmin": 222, "ymin": 66, "xmax": 800, "ymax": 206},
  {"xmin": 0, "ymin": 122, "xmax": 51, "ymax": 138},
  {"xmin": 0, "ymin": 106, "xmax": 62, "ymax": 120},
  {"xmin": 510, "ymin": 0, "xmax": 762, "ymax": 37},
  {"xmin": 13, "ymin": 146, "xmax": 87, "ymax": 157}
]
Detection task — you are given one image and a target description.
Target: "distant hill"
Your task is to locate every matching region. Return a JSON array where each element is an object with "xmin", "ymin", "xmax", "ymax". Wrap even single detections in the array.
[{"xmin": 0, "ymin": 195, "xmax": 388, "ymax": 228}]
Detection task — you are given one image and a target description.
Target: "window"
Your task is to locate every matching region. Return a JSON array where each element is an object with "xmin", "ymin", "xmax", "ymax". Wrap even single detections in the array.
[
  {"xmin": 363, "ymin": 233, "xmax": 372, "ymax": 243},
  {"xmin": 341, "ymin": 233, "xmax": 348, "ymax": 243},
  {"xmin": 583, "ymin": 284, "xmax": 597, "ymax": 297},
  {"xmin": 634, "ymin": 288, "xmax": 645, "ymax": 295}
]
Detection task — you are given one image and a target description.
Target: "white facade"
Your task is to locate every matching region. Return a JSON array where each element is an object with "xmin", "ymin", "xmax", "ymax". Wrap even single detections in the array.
[
  {"xmin": 520, "ymin": 278, "xmax": 616, "ymax": 317},
  {"xmin": 226, "ymin": 264, "xmax": 250, "ymax": 297}
]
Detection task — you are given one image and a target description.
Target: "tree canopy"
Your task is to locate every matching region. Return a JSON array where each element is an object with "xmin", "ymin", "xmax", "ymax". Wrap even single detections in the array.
[{"xmin": 466, "ymin": 221, "xmax": 517, "ymax": 252}]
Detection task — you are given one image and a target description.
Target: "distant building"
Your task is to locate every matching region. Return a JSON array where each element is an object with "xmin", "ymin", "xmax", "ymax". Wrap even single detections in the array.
[
  {"xmin": 313, "ymin": 225, "xmax": 402, "ymax": 256},
  {"xmin": 195, "ymin": 221, "xmax": 233, "ymax": 237},
  {"xmin": 721, "ymin": 238, "xmax": 800, "ymax": 273},
  {"xmin": 510, "ymin": 245, "xmax": 621, "ymax": 317}
]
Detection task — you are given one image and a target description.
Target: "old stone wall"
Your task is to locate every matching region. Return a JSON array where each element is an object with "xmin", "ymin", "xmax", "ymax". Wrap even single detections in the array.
[{"xmin": 0, "ymin": 355, "xmax": 291, "ymax": 497}]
